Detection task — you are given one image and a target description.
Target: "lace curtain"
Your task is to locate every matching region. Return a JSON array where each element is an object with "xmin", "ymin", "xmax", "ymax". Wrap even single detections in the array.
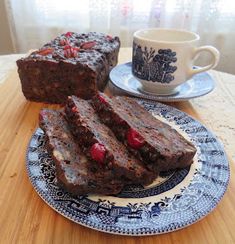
[{"xmin": 6, "ymin": 0, "xmax": 235, "ymax": 74}]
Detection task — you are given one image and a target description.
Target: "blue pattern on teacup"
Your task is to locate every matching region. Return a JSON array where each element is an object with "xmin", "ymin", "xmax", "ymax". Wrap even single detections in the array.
[{"xmin": 132, "ymin": 42, "xmax": 177, "ymax": 83}]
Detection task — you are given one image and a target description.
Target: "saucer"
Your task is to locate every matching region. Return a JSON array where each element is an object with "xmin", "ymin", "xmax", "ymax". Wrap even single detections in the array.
[{"xmin": 109, "ymin": 62, "xmax": 215, "ymax": 102}]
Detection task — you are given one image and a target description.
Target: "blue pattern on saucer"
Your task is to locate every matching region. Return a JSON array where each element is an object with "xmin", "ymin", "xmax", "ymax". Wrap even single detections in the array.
[
  {"xmin": 26, "ymin": 100, "xmax": 229, "ymax": 235},
  {"xmin": 109, "ymin": 62, "xmax": 215, "ymax": 102}
]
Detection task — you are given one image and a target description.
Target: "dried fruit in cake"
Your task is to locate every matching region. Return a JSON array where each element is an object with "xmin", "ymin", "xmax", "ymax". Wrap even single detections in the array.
[
  {"xmin": 126, "ymin": 128, "xmax": 145, "ymax": 149},
  {"xmin": 39, "ymin": 109, "xmax": 124, "ymax": 195},
  {"xmin": 16, "ymin": 32, "xmax": 120, "ymax": 103},
  {"xmin": 92, "ymin": 93, "xmax": 197, "ymax": 173},
  {"xmin": 64, "ymin": 95, "xmax": 157, "ymax": 185},
  {"xmin": 90, "ymin": 143, "xmax": 106, "ymax": 164}
]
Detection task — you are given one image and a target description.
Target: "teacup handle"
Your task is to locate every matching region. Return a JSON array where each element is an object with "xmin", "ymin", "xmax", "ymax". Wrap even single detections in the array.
[{"xmin": 190, "ymin": 46, "xmax": 220, "ymax": 76}]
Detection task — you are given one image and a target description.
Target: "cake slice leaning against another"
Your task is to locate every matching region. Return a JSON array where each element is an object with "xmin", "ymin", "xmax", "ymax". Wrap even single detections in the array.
[
  {"xmin": 39, "ymin": 109, "xmax": 124, "ymax": 195},
  {"xmin": 91, "ymin": 93, "xmax": 197, "ymax": 173},
  {"xmin": 65, "ymin": 96, "xmax": 157, "ymax": 186}
]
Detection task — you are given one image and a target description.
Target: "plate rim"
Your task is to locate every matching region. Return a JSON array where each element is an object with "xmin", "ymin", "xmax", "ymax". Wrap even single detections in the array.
[
  {"xmin": 109, "ymin": 62, "xmax": 215, "ymax": 102},
  {"xmin": 26, "ymin": 99, "xmax": 230, "ymax": 236}
]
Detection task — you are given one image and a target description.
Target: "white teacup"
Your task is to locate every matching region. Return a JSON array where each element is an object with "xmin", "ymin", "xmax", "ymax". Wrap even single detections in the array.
[{"xmin": 132, "ymin": 28, "xmax": 220, "ymax": 95}]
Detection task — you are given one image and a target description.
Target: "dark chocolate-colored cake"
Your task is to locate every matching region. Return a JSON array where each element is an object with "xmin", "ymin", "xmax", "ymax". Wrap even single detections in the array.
[
  {"xmin": 92, "ymin": 93, "xmax": 197, "ymax": 173},
  {"xmin": 39, "ymin": 109, "xmax": 124, "ymax": 195},
  {"xmin": 17, "ymin": 32, "xmax": 120, "ymax": 103},
  {"xmin": 65, "ymin": 96, "xmax": 157, "ymax": 185}
]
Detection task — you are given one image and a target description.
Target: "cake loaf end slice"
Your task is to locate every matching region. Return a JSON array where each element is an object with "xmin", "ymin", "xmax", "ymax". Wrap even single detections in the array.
[{"xmin": 39, "ymin": 109, "xmax": 124, "ymax": 195}]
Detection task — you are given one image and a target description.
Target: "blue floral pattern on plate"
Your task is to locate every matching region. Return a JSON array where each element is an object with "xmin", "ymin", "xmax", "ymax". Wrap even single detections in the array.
[
  {"xmin": 109, "ymin": 62, "xmax": 215, "ymax": 102},
  {"xmin": 26, "ymin": 100, "xmax": 229, "ymax": 235}
]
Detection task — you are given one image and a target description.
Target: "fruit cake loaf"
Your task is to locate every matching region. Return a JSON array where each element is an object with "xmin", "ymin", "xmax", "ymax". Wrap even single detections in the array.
[
  {"xmin": 65, "ymin": 96, "xmax": 156, "ymax": 185},
  {"xmin": 17, "ymin": 32, "xmax": 120, "ymax": 103},
  {"xmin": 39, "ymin": 109, "xmax": 124, "ymax": 195},
  {"xmin": 92, "ymin": 93, "xmax": 197, "ymax": 173}
]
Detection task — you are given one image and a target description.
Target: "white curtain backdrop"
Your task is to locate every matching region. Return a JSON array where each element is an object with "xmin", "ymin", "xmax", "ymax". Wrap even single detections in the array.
[{"xmin": 5, "ymin": 0, "xmax": 235, "ymax": 74}]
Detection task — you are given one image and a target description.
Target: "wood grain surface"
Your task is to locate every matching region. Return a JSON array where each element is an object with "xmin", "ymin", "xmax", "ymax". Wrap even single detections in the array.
[{"xmin": 0, "ymin": 48, "xmax": 234, "ymax": 244}]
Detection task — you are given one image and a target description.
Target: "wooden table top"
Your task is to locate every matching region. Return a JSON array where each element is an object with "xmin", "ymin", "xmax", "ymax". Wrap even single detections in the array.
[{"xmin": 0, "ymin": 48, "xmax": 235, "ymax": 244}]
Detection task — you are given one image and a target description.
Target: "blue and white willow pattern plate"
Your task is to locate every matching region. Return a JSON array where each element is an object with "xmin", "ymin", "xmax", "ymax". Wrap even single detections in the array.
[
  {"xmin": 109, "ymin": 62, "xmax": 215, "ymax": 102},
  {"xmin": 26, "ymin": 100, "xmax": 229, "ymax": 236}
]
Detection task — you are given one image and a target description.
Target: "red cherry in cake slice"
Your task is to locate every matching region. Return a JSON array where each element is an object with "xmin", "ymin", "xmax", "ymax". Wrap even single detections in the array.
[
  {"xmin": 90, "ymin": 143, "xmax": 106, "ymax": 164},
  {"xmin": 126, "ymin": 128, "xmax": 144, "ymax": 149}
]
